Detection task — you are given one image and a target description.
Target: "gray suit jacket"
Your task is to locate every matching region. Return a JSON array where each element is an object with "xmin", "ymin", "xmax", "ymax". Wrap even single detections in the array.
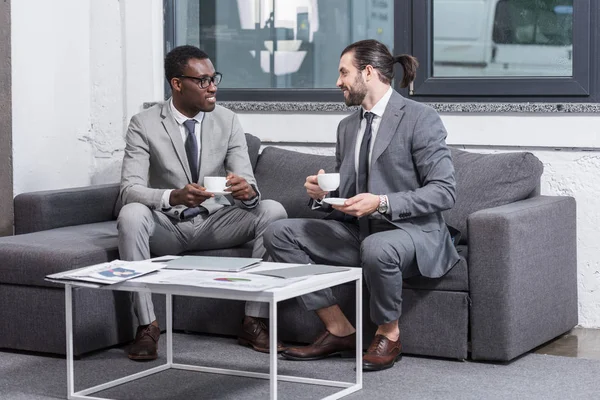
[
  {"xmin": 120, "ymin": 101, "xmax": 258, "ymax": 215},
  {"xmin": 333, "ymin": 90, "xmax": 460, "ymax": 278}
]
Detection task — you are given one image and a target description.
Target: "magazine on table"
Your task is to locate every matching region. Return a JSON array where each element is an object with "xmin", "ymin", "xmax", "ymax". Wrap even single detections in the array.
[{"xmin": 46, "ymin": 260, "xmax": 166, "ymax": 286}]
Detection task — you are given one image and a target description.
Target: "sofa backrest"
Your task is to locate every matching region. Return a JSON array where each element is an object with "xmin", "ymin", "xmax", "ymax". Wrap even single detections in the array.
[
  {"xmin": 442, "ymin": 148, "xmax": 543, "ymax": 244},
  {"xmin": 254, "ymin": 146, "xmax": 336, "ymax": 219}
]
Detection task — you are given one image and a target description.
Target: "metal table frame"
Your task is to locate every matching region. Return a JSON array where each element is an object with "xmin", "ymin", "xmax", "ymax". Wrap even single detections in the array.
[{"xmin": 64, "ymin": 268, "xmax": 362, "ymax": 400}]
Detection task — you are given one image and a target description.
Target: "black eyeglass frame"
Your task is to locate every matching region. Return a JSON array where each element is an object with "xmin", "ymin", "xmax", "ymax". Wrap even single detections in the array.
[{"xmin": 175, "ymin": 72, "xmax": 223, "ymax": 88}]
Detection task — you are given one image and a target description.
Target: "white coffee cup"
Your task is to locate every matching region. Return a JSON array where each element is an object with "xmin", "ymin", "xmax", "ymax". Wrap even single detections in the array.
[
  {"xmin": 204, "ymin": 176, "xmax": 227, "ymax": 192},
  {"xmin": 317, "ymin": 173, "xmax": 340, "ymax": 191}
]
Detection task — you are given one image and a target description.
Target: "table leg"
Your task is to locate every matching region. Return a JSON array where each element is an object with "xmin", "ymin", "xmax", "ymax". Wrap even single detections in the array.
[
  {"xmin": 355, "ymin": 277, "xmax": 363, "ymax": 386},
  {"xmin": 166, "ymin": 293, "xmax": 173, "ymax": 366},
  {"xmin": 65, "ymin": 284, "xmax": 75, "ymax": 399},
  {"xmin": 269, "ymin": 300, "xmax": 278, "ymax": 400}
]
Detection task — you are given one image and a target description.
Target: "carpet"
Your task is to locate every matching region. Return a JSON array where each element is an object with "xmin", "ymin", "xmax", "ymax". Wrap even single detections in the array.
[{"xmin": 0, "ymin": 333, "xmax": 599, "ymax": 399}]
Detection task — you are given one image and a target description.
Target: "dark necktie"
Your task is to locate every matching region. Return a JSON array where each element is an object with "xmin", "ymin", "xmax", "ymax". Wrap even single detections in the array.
[
  {"xmin": 183, "ymin": 119, "xmax": 199, "ymax": 183},
  {"xmin": 358, "ymin": 111, "xmax": 375, "ymax": 239}
]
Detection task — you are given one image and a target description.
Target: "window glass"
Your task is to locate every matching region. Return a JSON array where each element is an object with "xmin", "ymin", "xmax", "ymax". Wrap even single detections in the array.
[
  {"xmin": 432, "ymin": 0, "xmax": 573, "ymax": 77},
  {"xmin": 171, "ymin": 0, "xmax": 395, "ymax": 89}
]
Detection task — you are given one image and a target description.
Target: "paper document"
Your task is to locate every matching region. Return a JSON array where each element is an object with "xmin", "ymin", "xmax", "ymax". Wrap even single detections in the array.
[
  {"xmin": 251, "ymin": 265, "xmax": 350, "ymax": 279},
  {"xmin": 132, "ymin": 270, "xmax": 304, "ymax": 291},
  {"xmin": 46, "ymin": 260, "xmax": 165, "ymax": 285}
]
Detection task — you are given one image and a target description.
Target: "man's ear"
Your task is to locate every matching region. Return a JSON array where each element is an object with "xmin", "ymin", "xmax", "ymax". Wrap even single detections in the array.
[
  {"xmin": 364, "ymin": 65, "xmax": 375, "ymax": 82},
  {"xmin": 170, "ymin": 77, "xmax": 182, "ymax": 93}
]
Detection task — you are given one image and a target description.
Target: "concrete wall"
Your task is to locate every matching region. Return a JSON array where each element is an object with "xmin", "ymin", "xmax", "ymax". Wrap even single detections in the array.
[
  {"xmin": 0, "ymin": 0, "xmax": 12, "ymax": 237},
  {"xmin": 9, "ymin": 0, "xmax": 600, "ymax": 327}
]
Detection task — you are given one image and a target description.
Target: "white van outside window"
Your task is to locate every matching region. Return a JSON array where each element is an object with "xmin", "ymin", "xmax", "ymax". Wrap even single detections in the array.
[{"xmin": 433, "ymin": 0, "xmax": 573, "ymax": 77}]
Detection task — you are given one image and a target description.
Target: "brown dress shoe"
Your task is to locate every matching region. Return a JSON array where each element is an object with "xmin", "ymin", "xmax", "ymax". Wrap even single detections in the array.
[
  {"xmin": 282, "ymin": 330, "xmax": 356, "ymax": 361},
  {"xmin": 237, "ymin": 316, "xmax": 286, "ymax": 353},
  {"xmin": 362, "ymin": 334, "xmax": 402, "ymax": 371},
  {"xmin": 128, "ymin": 324, "xmax": 160, "ymax": 361}
]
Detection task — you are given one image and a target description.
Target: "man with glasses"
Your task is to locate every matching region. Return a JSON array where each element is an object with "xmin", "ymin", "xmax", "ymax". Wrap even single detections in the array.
[{"xmin": 118, "ymin": 45, "xmax": 287, "ymax": 361}]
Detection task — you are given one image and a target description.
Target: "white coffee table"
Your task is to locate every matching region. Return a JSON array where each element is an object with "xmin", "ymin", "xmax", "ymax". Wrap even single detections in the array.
[{"xmin": 62, "ymin": 262, "xmax": 363, "ymax": 400}]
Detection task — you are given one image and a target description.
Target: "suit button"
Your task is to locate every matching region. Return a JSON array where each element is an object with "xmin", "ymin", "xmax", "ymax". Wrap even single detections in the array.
[{"xmin": 174, "ymin": 211, "xmax": 179, "ymax": 216}]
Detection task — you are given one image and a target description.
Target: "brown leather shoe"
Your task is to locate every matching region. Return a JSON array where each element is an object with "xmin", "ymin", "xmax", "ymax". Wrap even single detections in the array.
[
  {"xmin": 282, "ymin": 330, "xmax": 356, "ymax": 361},
  {"xmin": 128, "ymin": 324, "xmax": 160, "ymax": 361},
  {"xmin": 237, "ymin": 316, "xmax": 286, "ymax": 353},
  {"xmin": 362, "ymin": 334, "xmax": 402, "ymax": 371}
]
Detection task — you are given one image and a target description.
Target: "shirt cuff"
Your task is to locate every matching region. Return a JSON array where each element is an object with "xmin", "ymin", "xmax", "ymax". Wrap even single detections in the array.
[{"xmin": 161, "ymin": 190, "xmax": 173, "ymax": 209}]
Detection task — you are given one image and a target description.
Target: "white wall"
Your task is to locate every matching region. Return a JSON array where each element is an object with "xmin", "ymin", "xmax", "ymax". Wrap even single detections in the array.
[
  {"xmin": 10, "ymin": 0, "xmax": 600, "ymax": 327},
  {"xmin": 11, "ymin": 0, "xmax": 164, "ymax": 194}
]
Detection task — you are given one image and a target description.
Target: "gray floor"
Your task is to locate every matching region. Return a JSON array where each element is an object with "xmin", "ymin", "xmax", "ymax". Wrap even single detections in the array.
[
  {"xmin": 1, "ymin": 330, "xmax": 600, "ymax": 399},
  {"xmin": 536, "ymin": 327, "xmax": 600, "ymax": 360}
]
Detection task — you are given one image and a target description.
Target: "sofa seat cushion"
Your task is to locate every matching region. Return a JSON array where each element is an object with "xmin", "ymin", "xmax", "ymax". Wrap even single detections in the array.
[
  {"xmin": 255, "ymin": 146, "xmax": 336, "ymax": 219},
  {"xmin": 443, "ymin": 149, "xmax": 543, "ymax": 244},
  {"xmin": 403, "ymin": 245, "xmax": 468, "ymax": 291},
  {"xmin": 0, "ymin": 221, "xmax": 118, "ymax": 288}
]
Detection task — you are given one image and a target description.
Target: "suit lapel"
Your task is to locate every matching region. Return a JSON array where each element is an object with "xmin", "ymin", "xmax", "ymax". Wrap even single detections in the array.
[
  {"xmin": 339, "ymin": 111, "xmax": 360, "ymax": 198},
  {"xmin": 161, "ymin": 102, "xmax": 193, "ymax": 182},
  {"xmin": 371, "ymin": 91, "xmax": 406, "ymax": 165},
  {"xmin": 198, "ymin": 112, "xmax": 215, "ymax": 181}
]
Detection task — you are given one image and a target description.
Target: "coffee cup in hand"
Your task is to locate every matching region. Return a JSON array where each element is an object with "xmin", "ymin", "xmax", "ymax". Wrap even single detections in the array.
[
  {"xmin": 204, "ymin": 176, "xmax": 227, "ymax": 192},
  {"xmin": 317, "ymin": 173, "xmax": 340, "ymax": 192}
]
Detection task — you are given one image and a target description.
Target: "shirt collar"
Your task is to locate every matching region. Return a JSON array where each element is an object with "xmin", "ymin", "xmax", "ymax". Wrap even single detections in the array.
[
  {"xmin": 169, "ymin": 98, "xmax": 205, "ymax": 126},
  {"xmin": 362, "ymin": 86, "xmax": 393, "ymax": 119}
]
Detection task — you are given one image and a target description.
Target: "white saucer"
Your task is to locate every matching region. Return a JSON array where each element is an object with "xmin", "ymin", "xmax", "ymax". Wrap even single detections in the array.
[
  {"xmin": 322, "ymin": 197, "xmax": 348, "ymax": 206},
  {"xmin": 206, "ymin": 190, "xmax": 230, "ymax": 195}
]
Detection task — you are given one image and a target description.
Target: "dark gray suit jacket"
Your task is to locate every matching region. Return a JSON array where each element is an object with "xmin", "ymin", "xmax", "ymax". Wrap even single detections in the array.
[{"xmin": 333, "ymin": 90, "xmax": 460, "ymax": 278}]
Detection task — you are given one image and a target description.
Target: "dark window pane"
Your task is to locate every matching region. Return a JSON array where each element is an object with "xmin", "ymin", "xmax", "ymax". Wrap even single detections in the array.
[{"xmin": 171, "ymin": 0, "xmax": 395, "ymax": 89}]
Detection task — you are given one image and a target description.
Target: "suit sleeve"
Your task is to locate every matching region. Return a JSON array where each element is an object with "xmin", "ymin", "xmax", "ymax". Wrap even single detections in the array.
[
  {"xmin": 119, "ymin": 115, "xmax": 165, "ymax": 210},
  {"xmin": 387, "ymin": 107, "xmax": 456, "ymax": 221},
  {"xmin": 225, "ymin": 113, "xmax": 260, "ymax": 209}
]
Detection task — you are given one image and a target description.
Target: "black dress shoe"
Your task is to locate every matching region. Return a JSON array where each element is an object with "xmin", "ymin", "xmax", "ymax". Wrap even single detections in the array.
[
  {"xmin": 282, "ymin": 330, "xmax": 356, "ymax": 361},
  {"xmin": 237, "ymin": 316, "xmax": 286, "ymax": 353},
  {"xmin": 128, "ymin": 324, "xmax": 160, "ymax": 361}
]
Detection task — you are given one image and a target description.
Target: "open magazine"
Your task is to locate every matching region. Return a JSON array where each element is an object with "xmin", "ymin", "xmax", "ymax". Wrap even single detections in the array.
[{"xmin": 46, "ymin": 260, "xmax": 165, "ymax": 286}]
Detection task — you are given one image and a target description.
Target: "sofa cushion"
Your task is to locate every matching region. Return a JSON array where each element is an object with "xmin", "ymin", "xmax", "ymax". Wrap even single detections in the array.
[
  {"xmin": 255, "ymin": 146, "xmax": 337, "ymax": 219},
  {"xmin": 443, "ymin": 149, "xmax": 543, "ymax": 244},
  {"xmin": 403, "ymin": 245, "xmax": 468, "ymax": 291},
  {"xmin": 0, "ymin": 221, "xmax": 118, "ymax": 288}
]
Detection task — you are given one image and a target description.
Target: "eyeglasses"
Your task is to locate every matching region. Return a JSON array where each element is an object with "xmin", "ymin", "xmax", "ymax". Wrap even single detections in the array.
[{"xmin": 176, "ymin": 72, "xmax": 223, "ymax": 88}]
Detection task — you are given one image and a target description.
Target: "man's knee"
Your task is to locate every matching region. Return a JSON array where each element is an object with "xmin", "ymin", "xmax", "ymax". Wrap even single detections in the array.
[
  {"xmin": 360, "ymin": 236, "xmax": 402, "ymax": 268},
  {"xmin": 256, "ymin": 199, "xmax": 287, "ymax": 223},
  {"xmin": 263, "ymin": 219, "xmax": 290, "ymax": 249},
  {"xmin": 117, "ymin": 203, "xmax": 154, "ymax": 235}
]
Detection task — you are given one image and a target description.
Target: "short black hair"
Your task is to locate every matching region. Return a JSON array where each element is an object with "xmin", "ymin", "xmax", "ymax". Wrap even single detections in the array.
[
  {"xmin": 164, "ymin": 45, "xmax": 210, "ymax": 88},
  {"xmin": 341, "ymin": 40, "xmax": 418, "ymax": 88}
]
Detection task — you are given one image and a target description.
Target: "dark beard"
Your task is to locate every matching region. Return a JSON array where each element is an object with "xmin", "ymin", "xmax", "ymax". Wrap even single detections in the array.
[{"xmin": 343, "ymin": 75, "xmax": 368, "ymax": 106}]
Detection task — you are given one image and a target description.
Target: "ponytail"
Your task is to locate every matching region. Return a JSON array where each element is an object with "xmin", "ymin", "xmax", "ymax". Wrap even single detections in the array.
[{"xmin": 394, "ymin": 55, "xmax": 418, "ymax": 88}]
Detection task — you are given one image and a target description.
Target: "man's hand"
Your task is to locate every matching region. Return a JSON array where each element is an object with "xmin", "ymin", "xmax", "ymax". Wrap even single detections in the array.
[
  {"xmin": 226, "ymin": 174, "xmax": 257, "ymax": 201},
  {"xmin": 332, "ymin": 193, "xmax": 379, "ymax": 217},
  {"xmin": 305, "ymin": 169, "xmax": 329, "ymax": 200},
  {"xmin": 170, "ymin": 183, "xmax": 213, "ymax": 207}
]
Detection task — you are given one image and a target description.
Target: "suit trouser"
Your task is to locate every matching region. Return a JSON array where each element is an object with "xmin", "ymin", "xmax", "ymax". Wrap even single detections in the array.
[
  {"xmin": 264, "ymin": 218, "xmax": 419, "ymax": 325},
  {"xmin": 118, "ymin": 200, "xmax": 287, "ymax": 325}
]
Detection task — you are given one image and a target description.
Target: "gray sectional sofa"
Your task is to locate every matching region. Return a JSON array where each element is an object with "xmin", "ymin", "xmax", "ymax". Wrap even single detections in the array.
[{"xmin": 0, "ymin": 134, "xmax": 578, "ymax": 361}]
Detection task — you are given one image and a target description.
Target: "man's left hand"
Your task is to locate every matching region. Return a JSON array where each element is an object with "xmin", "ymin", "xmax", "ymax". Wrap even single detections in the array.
[
  {"xmin": 332, "ymin": 193, "xmax": 379, "ymax": 217},
  {"xmin": 226, "ymin": 174, "xmax": 257, "ymax": 201}
]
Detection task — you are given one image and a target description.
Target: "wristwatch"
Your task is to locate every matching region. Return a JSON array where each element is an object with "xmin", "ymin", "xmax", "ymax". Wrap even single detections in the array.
[{"xmin": 377, "ymin": 195, "xmax": 389, "ymax": 214}]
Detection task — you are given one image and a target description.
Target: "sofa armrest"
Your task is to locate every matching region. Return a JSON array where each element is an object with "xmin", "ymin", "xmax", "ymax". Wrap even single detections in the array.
[
  {"xmin": 468, "ymin": 195, "xmax": 577, "ymax": 361},
  {"xmin": 14, "ymin": 183, "xmax": 120, "ymax": 234}
]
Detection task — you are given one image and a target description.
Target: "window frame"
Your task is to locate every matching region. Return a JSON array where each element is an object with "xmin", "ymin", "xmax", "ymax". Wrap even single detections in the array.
[
  {"xmin": 410, "ymin": 0, "xmax": 593, "ymax": 102},
  {"xmin": 163, "ymin": 0, "xmax": 598, "ymax": 103}
]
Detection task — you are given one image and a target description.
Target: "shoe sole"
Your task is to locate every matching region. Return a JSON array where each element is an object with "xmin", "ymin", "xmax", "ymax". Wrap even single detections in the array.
[
  {"xmin": 128, "ymin": 353, "xmax": 158, "ymax": 361},
  {"xmin": 238, "ymin": 337, "xmax": 285, "ymax": 353},
  {"xmin": 362, "ymin": 353, "xmax": 402, "ymax": 371},
  {"xmin": 281, "ymin": 350, "xmax": 356, "ymax": 361}
]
